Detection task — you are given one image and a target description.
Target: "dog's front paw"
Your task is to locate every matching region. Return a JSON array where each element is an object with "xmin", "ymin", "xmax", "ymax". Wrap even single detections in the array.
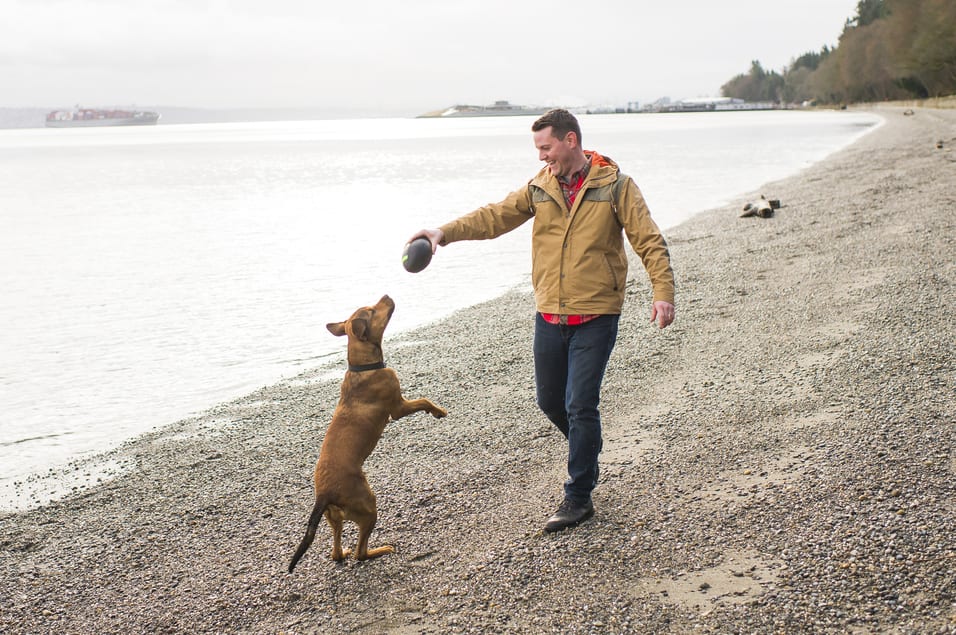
[{"xmin": 431, "ymin": 407, "xmax": 448, "ymax": 419}]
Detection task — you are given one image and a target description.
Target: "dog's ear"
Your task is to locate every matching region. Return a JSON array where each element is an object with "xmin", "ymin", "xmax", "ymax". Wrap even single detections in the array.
[
  {"xmin": 327, "ymin": 321, "xmax": 347, "ymax": 337},
  {"xmin": 350, "ymin": 318, "xmax": 370, "ymax": 341}
]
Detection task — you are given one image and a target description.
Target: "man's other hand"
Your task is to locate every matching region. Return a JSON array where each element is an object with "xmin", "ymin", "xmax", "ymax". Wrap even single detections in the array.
[{"xmin": 650, "ymin": 301, "xmax": 675, "ymax": 329}]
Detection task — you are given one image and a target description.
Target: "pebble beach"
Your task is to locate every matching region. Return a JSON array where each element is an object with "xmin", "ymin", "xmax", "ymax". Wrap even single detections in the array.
[{"xmin": 1, "ymin": 107, "xmax": 954, "ymax": 634}]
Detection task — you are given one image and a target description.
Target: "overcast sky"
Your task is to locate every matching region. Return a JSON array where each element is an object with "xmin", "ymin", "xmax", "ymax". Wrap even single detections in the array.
[{"xmin": 3, "ymin": 0, "xmax": 860, "ymax": 114}]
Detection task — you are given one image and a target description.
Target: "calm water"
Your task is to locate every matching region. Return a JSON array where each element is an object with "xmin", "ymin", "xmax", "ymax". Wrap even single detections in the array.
[{"xmin": 0, "ymin": 110, "xmax": 880, "ymax": 507}]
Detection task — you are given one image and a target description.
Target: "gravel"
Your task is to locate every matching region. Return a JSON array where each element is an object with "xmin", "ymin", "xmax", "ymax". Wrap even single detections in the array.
[{"xmin": 1, "ymin": 106, "xmax": 954, "ymax": 634}]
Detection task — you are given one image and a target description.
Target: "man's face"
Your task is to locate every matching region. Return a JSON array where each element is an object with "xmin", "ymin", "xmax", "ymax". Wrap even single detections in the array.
[{"xmin": 534, "ymin": 126, "xmax": 577, "ymax": 178}]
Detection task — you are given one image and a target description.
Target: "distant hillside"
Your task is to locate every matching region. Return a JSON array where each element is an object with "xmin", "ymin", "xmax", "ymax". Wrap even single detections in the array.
[{"xmin": 722, "ymin": 0, "xmax": 956, "ymax": 104}]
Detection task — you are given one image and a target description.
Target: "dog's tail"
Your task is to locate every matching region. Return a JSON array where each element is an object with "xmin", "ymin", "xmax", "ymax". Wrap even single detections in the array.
[{"xmin": 288, "ymin": 496, "xmax": 327, "ymax": 573}]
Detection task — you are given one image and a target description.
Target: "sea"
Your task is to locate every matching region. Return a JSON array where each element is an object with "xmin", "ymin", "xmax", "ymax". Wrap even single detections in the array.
[{"xmin": 0, "ymin": 110, "xmax": 881, "ymax": 510}]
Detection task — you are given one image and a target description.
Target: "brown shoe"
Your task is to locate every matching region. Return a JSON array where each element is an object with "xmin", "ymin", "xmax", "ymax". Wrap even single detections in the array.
[{"xmin": 544, "ymin": 498, "xmax": 594, "ymax": 533}]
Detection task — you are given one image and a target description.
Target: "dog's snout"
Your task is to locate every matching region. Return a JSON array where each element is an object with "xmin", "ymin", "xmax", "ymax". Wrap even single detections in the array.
[{"xmin": 377, "ymin": 295, "xmax": 396, "ymax": 317}]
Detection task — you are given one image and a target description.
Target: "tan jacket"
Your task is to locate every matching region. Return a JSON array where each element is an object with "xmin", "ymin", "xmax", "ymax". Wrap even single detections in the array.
[{"xmin": 439, "ymin": 153, "xmax": 675, "ymax": 314}]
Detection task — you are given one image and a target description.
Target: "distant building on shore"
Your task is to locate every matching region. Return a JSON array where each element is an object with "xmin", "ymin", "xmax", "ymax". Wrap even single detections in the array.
[
  {"xmin": 418, "ymin": 100, "xmax": 550, "ymax": 118},
  {"xmin": 584, "ymin": 101, "xmax": 643, "ymax": 114},
  {"xmin": 417, "ymin": 97, "xmax": 781, "ymax": 120},
  {"xmin": 640, "ymin": 97, "xmax": 778, "ymax": 113}
]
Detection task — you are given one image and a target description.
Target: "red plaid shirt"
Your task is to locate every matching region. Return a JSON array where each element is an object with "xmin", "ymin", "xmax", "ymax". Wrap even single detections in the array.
[
  {"xmin": 558, "ymin": 163, "xmax": 588, "ymax": 207},
  {"xmin": 540, "ymin": 155, "xmax": 600, "ymax": 326},
  {"xmin": 540, "ymin": 313, "xmax": 601, "ymax": 325}
]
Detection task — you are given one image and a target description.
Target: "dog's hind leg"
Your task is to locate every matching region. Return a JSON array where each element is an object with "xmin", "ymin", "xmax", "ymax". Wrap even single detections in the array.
[
  {"xmin": 325, "ymin": 506, "xmax": 348, "ymax": 561},
  {"xmin": 352, "ymin": 492, "xmax": 394, "ymax": 561},
  {"xmin": 354, "ymin": 515, "xmax": 394, "ymax": 561}
]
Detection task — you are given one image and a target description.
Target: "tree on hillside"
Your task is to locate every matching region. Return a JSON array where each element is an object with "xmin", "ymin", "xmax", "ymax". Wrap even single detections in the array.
[
  {"xmin": 722, "ymin": 0, "xmax": 955, "ymax": 105},
  {"xmin": 791, "ymin": 47, "xmax": 830, "ymax": 72},
  {"xmin": 826, "ymin": 0, "xmax": 955, "ymax": 101},
  {"xmin": 899, "ymin": 0, "xmax": 956, "ymax": 97},
  {"xmin": 720, "ymin": 61, "xmax": 784, "ymax": 102},
  {"xmin": 830, "ymin": 16, "xmax": 909, "ymax": 102},
  {"xmin": 779, "ymin": 47, "xmax": 833, "ymax": 103},
  {"xmin": 849, "ymin": 0, "xmax": 889, "ymax": 27},
  {"xmin": 882, "ymin": 0, "xmax": 931, "ymax": 97}
]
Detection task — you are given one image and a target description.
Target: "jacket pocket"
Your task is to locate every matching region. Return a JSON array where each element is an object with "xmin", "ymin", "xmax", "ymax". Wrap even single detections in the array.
[{"xmin": 602, "ymin": 253, "xmax": 620, "ymax": 291}]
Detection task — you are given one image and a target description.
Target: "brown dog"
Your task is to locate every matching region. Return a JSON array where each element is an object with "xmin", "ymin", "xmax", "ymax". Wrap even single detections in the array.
[{"xmin": 288, "ymin": 295, "xmax": 447, "ymax": 572}]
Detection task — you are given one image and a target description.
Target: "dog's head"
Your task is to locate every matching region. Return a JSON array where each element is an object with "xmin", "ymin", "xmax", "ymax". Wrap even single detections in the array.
[{"xmin": 327, "ymin": 295, "xmax": 395, "ymax": 350}]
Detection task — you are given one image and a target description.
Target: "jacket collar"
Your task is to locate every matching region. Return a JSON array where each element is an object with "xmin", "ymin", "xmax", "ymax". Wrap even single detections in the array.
[{"xmin": 531, "ymin": 151, "xmax": 619, "ymax": 191}]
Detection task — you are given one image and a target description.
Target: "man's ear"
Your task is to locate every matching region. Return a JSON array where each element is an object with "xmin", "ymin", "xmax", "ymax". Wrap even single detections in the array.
[
  {"xmin": 350, "ymin": 318, "xmax": 369, "ymax": 341},
  {"xmin": 327, "ymin": 321, "xmax": 347, "ymax": 337}
]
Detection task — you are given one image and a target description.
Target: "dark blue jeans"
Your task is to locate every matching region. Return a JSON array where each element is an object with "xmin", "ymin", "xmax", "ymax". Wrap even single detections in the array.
[{"xmin": 533, "ymin": 313, "xmax": 619, "ymax": 504}]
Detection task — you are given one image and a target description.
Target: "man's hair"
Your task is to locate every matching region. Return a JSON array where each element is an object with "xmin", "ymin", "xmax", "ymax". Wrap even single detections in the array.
[{"xmin": 532, "ymin": 109, "xmax": 582, "ymax": 146}]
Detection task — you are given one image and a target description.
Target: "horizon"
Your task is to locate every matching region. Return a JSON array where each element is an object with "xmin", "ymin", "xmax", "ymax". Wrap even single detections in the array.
[{"xmin": 0, "ymin": 96, "xmax": 790, "ymax": 129}]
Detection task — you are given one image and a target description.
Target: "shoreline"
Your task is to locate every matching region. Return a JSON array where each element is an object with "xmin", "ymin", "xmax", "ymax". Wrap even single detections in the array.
[
  {"xmin": 1, "ymin": 106, "xmax": 953, "ymax": 633},
  {"xmin": 0, "ymin": 109, "xmax": 883, "ymax": 510}
]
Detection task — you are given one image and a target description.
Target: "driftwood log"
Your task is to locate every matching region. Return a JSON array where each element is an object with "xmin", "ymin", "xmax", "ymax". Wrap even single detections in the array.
[{"xmin": 740, "ymin": 195, "xmax": 782, "ymax": 218}]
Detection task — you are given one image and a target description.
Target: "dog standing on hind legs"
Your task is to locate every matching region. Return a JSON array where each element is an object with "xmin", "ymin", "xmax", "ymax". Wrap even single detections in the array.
[{"xmin": 288, "ymin": 295, "xmax": 447, "ymax": 572}]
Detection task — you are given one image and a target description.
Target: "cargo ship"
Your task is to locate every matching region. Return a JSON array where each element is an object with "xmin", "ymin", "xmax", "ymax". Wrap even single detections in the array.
[{"xmin": 45, "ymin": 108, "xmax": 161, "ymax": 128}]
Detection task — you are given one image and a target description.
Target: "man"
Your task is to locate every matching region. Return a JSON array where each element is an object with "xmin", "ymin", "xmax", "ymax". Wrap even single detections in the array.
[{"xmin": 409, "ymin": 109, "xmax": 675, "ymax": 532}]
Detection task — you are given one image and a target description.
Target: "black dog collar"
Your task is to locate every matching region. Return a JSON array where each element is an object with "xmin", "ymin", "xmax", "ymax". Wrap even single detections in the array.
[{"xmin": 348, "ymin": 361, "xmax": 386, "ymax": 372}]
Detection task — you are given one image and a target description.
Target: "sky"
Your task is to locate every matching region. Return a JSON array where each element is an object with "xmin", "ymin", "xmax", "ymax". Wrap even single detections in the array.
[{"xmin": 2, "ymin": 0, "xmax": 861, "ymax": 115}]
